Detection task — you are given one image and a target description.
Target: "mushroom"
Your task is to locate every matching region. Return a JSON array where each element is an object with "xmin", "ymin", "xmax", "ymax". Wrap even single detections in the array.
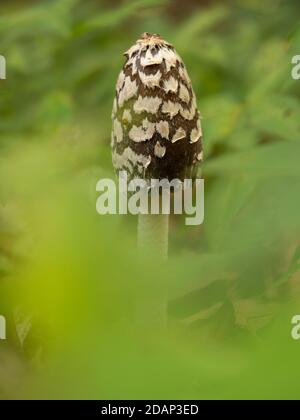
[{"xmin": 111, "ymin": 33, "xmax": 203, "ymax": 258}]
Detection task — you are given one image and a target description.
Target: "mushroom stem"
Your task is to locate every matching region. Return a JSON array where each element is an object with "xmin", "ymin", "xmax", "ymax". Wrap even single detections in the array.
[
  {"xmin": 137, "ymin": 212, "xmax": 169, "ymax": 329},
  {"xmin": 137, "ymin": 213, "xmax": 169, "ymax": 259}
]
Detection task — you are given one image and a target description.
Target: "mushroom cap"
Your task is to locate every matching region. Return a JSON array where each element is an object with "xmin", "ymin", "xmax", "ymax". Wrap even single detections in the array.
[{"xmin": 111, "ymin": 33, "xmax": 203, "ymax": 183}]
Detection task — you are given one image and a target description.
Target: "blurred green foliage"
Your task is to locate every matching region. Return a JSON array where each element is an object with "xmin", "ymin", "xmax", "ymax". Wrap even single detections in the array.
[{"xmin": 1, "ymin": 0, "xmax": 300, "ymax": 400}]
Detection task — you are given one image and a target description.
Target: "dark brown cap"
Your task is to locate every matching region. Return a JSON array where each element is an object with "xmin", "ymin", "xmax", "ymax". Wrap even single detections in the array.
[{"xmin": 112, "ymin": 34, "xmax": 203, "ymax": 183}]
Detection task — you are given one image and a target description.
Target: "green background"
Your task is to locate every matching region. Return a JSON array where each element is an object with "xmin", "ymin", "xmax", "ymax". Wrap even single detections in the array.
[{"xmin": 0, "ymin": 0, "xmax": 300, "ymax": 400}]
